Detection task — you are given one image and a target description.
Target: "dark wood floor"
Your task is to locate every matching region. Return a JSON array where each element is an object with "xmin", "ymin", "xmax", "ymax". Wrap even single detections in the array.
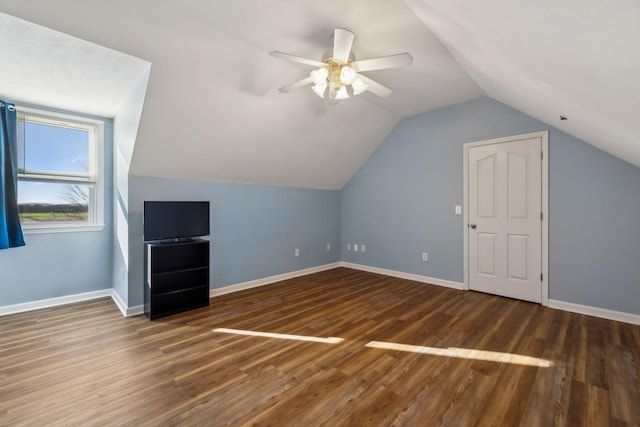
[{"xmin": 1, "ymin": 267, "xmax": 639, "ymax": 426}]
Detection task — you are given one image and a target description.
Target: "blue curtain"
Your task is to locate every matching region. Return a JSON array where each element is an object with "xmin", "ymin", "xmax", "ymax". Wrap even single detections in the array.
[{"xmin": 0, "ymin": 99, "xmax": 25, "ymax": 249}]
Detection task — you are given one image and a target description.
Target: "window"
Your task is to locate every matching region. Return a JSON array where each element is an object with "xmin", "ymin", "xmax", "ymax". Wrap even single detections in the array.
[{"xmin": 16, "ymin": 107, "xmax": 104, "ymax": 233}]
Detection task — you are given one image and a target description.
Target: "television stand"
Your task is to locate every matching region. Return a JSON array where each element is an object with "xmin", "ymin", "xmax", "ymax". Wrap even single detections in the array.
[{"xmin": 144, "ymin": 239, "xmax": 209, "ymax": 320}]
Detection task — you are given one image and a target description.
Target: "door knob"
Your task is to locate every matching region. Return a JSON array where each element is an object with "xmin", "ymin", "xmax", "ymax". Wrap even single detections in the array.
[{"xmin": 470, "ymin": 224, "xmax": 477, "ymax": 229}]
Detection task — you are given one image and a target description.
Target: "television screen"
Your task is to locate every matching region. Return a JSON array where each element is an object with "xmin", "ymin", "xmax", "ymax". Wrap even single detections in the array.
[{"xmin": 143, "ymin": 201, "xmax": 210, "ymax": 241}]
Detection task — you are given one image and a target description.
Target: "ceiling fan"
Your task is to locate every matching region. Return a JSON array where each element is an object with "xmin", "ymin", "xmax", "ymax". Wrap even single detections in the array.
[{"xmin": 270, "ymin": 28, "xmax": 412, "ymax": 103}]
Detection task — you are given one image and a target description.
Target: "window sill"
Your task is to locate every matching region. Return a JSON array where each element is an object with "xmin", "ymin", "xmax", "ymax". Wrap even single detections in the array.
[{"xmin": 22, "ymin": 224, "xmax": 106, "ymax": 235}]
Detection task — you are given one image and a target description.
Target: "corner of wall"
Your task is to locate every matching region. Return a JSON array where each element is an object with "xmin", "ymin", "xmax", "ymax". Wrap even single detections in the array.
[{"xmin": 111, "ymin": 67, "xmax": 150, "ymax": 309}]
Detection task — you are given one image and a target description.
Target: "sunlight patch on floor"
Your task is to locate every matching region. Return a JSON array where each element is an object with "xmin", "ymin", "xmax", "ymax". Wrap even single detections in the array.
[
  {"xmin": 213, "ymin": 328, "xmax": 345, "ymax": 344},
  {"xmin": 365, "ymin": 341, "xmax": 553, "ymax": 367}
]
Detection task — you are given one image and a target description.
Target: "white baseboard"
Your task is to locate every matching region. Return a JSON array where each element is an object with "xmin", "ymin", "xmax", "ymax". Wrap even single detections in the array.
[
  {"xmin": 110, "ymin": 289, "xmax": 128, "ymax": 316},
  {"xmin": 0, "ymin": 263, "xmax": 341, "ymax": 318},
  {"xmin": 4, "ymin": 266, "xmax": 637, "ymax": 327},
  {"xmin": 340, "ymin": 263, "xmax": 640, "ymax": 325},
  {"xmin": 0, "ymin": 289, "xmax": 112, "ymax": 316},
  {"xmin": 548, "ymin": 299, "xmax": 640, "ymax": 326},
  {"xmin": 340, "ymin": 262, "xmax": 465, "ymax": 290},
  {"xmin": 110, "ymin": 290, "xmax": 144, "ymax": 317},
  {"xmin": 124, "ymin": 304, "xmax": 144, "ymax": 317},
  {"xmin": 210, "ymin": 262, "xmax": 342, "ymax": 297},
  {"xmin": 0, "ymin": 288, "xmax": 145, "ymax": 318}
]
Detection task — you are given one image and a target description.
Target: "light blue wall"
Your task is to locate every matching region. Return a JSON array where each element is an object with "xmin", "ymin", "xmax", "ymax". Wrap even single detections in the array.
[
  {"xmin": 342, "ymin": 97, "xmax": 640, "ymax": 315},
  {"xmin": 127, "ymin": 176, "xmax": 341, "ymax": 307},
  {"xmin": 5, "ymin": 96, "xmax": 639, "ymax": 318},
  {"xmin": 0, "ymin": 112, "xmax": 114, "ymax": 307},
  {"xmin": 550, "ymin": 129, "xmax": 640, "ymax": 312}
]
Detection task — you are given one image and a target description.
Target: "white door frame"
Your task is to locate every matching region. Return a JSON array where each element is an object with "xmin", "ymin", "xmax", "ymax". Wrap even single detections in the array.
[{"xmin": 463, "ymin": 131, "xmax": 549, "ymax": 306}]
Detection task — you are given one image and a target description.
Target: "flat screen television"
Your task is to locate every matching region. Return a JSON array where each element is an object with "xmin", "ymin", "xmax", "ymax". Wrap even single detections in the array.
[{"xmin": 143, "ymin": 201, "xmax": 210, "ymax": 241}]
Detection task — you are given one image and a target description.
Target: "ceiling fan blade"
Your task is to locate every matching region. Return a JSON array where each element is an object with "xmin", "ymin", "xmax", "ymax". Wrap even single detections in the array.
[
  {"xmin": 269, "ymin": 51, "xmax": 325, "ymax": 67},
  {"xmin": 353, "ymin": 53, "xmax": 413, "ymax": 72},
  {"xmin": 278, "ymin": 76, "xmax": 314, "ymax": 93},
  {"xmin": 357, "ymin": 74, "xmax": 392, "ymax": 98},
  {"xmin": 332, "ymin": 29, "xmax": 355, "ymax": 65}
]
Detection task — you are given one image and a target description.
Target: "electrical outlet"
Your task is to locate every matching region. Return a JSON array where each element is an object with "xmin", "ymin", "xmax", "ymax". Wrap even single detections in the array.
[
  {"xmin": 354, "ymin": 244, "xmax": 359, "ymax": 252},
  {"xmin": 326, "ymin": 243, "xmax": 331, "ymax": 252},
  {"xmin": 347, "ymin": 244, "xmax": 351, "ymax": 251},
  {"xmin": 422, "ymin": 252, "xmax": 428, "ymax": 261},
  {"xmin": 295, "ymin": 248, "xmax": 300, "ymax": 257},
  {"xmin": 361, "ymin": 244, "xmax": 366, "ymax": 252}
]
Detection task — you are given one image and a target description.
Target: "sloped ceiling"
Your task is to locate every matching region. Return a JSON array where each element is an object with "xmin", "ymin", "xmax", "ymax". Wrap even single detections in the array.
[
  {"xmin": 0, "ymin": 13, "xmax": 150, "ymax": 118},
  {"xmin": 0, "ymin": 0, "xmax": 638, "ymax": 190},
  {"xmin": 405, "ymin": 0, "xmax": 640, "ymax": 167}
]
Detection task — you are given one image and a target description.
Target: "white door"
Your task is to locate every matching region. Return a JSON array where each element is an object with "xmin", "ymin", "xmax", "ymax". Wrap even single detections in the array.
[{"xmin": 467, "ymin": 136, "xmax": 543, "ymax": 303}]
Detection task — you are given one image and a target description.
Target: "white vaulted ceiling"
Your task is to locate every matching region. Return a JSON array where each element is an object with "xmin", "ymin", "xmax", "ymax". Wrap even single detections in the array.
[
  {"xmin": 0, "ymin": 0, "xmax": 638, "ymax": 189},
  {"xmin": 406, "ymin": 0, "xmax": 640, "ymax": 168}
]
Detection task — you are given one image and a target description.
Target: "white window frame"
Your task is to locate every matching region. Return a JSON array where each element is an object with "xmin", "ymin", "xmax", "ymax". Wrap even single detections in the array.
[{"xmin": 17, "ymin": 105, "xmax": 105, "ymax": 234}]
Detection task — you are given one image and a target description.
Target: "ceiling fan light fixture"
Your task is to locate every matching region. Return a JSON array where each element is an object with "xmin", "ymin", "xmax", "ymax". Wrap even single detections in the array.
[
  {"xmin": 272, "ymin": 28, "xmax": 412, "ymax": 103},
  {"xmin": 311, "ymin": 84, "xmax": 327, "ymax": 98},
  {"xmin": 310, "ymin": 68, "xmax": 329, "ymax": 85},
  {"xmin": 339, "ymin": 65, "xmax": 358, "ymax": 85},
  {"xmin": 335, "ymin": 85, "xmax": 350, "ymax": 100},
  {"xmin": 351, "ymin": 77, "xmax": 369, "ymax": 95},
  {"xmin": 328, "ymin": 82, "xmax": 338, "ymax": 100}
]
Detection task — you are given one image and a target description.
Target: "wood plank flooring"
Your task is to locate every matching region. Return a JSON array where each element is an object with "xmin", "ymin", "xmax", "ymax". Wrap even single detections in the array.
[{"xmin": 1, "ymin": 267, "xmax": 639, "ymax": 426}]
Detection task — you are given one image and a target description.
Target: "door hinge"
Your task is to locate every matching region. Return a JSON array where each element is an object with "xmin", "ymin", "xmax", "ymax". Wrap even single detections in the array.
[
  {"xmin": 540, "ymin": 212, "xmax": 543, "ymax": 221},
  {"xmin": 540, "ymin": 273, "xmax": 543, "ymax": 281},
  {"xmin": 541, "ymin": 151, "xmax": 544, "ymax": 160}
]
